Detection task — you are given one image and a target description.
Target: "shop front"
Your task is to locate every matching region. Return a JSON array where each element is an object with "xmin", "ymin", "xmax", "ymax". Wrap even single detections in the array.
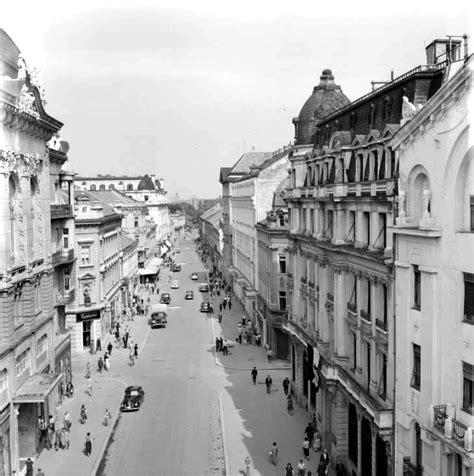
[
  {"xmin": 0, "ymin": 404, "xmax": 11, "ymax": 476},
  {"xmin": 68, "ymin": 307, "xmax": 103, "ymax": 354}
]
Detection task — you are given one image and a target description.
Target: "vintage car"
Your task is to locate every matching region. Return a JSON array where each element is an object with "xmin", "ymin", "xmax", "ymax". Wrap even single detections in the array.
[
  {"xmin": 199, "ymin": 283, "xmax": 209, "ymax": 293},
  {"xmin": 120, "ymin": 385, "xmax": 145, "ymax": 412},
  {"xmin": 191, "ymin": 273, "xmax": 198, "ymax": 280},
  {"xmin": 150, "ymin": 304, "xmax": 167, "ymax": 328},
  {"xmin": 200, "ymin": 301, "xmax": 212, "ymax": 313},
  {"xmin": 185, "ymin": 291, "xmax": 194, "ymax": 300},
  {"xmin": 160, "ymin": 293, "xmax": 171, "ymax": 304},
  {"xmin": 171, "ymin": 280, "xmax": 180, "ymax": 289},
  {"xmin": 171, "ymin": 263, "xmax": 181, "ymax": 272}
]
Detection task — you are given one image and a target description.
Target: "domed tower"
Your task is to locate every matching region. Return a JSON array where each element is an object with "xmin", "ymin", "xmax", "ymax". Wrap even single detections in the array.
[{"xmin": 293, "ymin": 69, "xmax": 350, "ymax": 146}]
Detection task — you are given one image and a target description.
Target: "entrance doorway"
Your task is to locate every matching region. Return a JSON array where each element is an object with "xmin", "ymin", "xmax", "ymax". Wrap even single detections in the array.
[
  {"xmin": 361, "ymin": 417, "xmax": 372, "ymax": 476},
  {"xmin": 82, "ymin": 321, "xmax": 91, "ymax": 348}
]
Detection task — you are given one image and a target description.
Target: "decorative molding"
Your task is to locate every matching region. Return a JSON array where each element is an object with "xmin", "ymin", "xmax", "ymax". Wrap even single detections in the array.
[{"xmin": 0, "ymin": 146, "xmax": 42, "ymax": 177}]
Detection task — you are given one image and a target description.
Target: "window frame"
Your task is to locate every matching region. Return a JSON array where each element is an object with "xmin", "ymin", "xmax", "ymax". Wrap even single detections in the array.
[
  {"xmin": 278, "ymin": 291, "xmax": 287, "ymax": 311},
  {"xmin": 413, "ymin": 265, "xmax": 421, "ymax": 310},
  {"xmin": 463, "ymin": 272, "xmax": 474, "ymax": 324},
  {"xmin": 411, "ymin": 343, "xmax": 421, "ymax": 390},
  {"xmin": 462, "ymin": 361, "xmax": 473, "ymax": 415},
  {"xmin": 81, "ymin": 245, "xmax": 91, "ymax": 265},
  {"xmin": 278, "ymin": 255, "xmax": 287, "ymax": 274}
]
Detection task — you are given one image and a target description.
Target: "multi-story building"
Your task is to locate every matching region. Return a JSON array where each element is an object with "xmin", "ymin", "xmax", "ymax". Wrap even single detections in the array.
[
  {"xmin": 170, "ymin": 210, "xmax": 186, "ymax": 239},
  {"xmin": 227, "ymin": 151, "xmax": 290, "ymax": 322},
  {"xmin": 200, "ymin": 204, "xmax": 223, "ymax": 273},
  {"xmin": 391, "ymin": 39, "xmax": 473, "ymax": 476},
  {"xmin": 0, "ymin": 29, "xmax": 65, "ymax": 474},
  {"xmin": 255, "ymin": 175, "xmax": 291, "ymax": 356},
  {"xmin": 67, "ymin": 191, "xmax": 125, "ymax": 353},
  {"xmin": 219, "ymin": 167, "xmax": 234, "ymax": 285},
  {"xmin": 283, "ymin": 46, "xmax": 461, "ymax": 473},
  {"xmin": 75, "ymin": 174, "xmax": 170, "ymax": 242}
]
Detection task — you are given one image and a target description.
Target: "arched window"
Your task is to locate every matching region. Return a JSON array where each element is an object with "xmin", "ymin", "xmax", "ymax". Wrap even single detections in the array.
[
  {"xmin": 99, "ymin": 184, "xmax": 106, "ymax": 191},
  {"xmin": 29, "ymin": 178, "xmax": 38, "ymax": 258},
  {"xmin": 382, "ymin": 96, "xmax": 392, "ymax": 121},
  {"xmin": 108, "ymin": 184, "xmax": 115, "ymax": 190},
  {"xmin": 348, "ymin": 403, "xmax": 358, "ymax": 464},
  {"xmin": 409, "ymin": 170, "xmax": 431, "ymax": 223},
  {"xmin": 90, "ymin": 184, "xmax": 96, "ymax": 191},
  {"xmin": 9, "ymin": 176, "xmax": 17, "ymax": 260},
  {"xmin": 368, "ymin": 104, "xmax": 376, "ymax": 127},
  {"xmin": 13, "ymin": 286, "xmax": 25, "ymax": 328},
  {"xmin": 454, "ymin": 150, "xmax": 474, "ymax": 231},
  {"xmin": 127, "ymin": 184, "xmax": 133, "ymax": 190}
]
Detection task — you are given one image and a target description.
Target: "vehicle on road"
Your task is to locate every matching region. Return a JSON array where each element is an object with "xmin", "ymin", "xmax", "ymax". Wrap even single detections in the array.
[
  {"xmin": 200, "ymin": 301, "xmax": 212, "ymax": 313},
  {"xmin": 185, "ymin": 291, "xmax": 194, "ymax": 300},
  {"xmin": 160, "ymin": 293, "xmax": 171, "ymax": 304},
  {"xmin": 175, "ymin": 248, "xmax": 181, "ymax": 253},
  {"xmin": 191, "ymin": 273, "xmax": 198, "ymax": 280},
  {"xmin": 171, "ymin": 263, "xmax": 181, "ymax": 272},
  {"xmin": 120, "ymin": 385, "xmax": 145, "ymax": 412},
  {"xmin": 199, "ymin": 283, "xmax": 209, "ymax": 292},
  {"xmin": 150, "ymin": 303, "xmax": 168, "ymax": 328},
  {"xmin": 171, "ymin": 280, "xmax": 179, "ymax": 289}
]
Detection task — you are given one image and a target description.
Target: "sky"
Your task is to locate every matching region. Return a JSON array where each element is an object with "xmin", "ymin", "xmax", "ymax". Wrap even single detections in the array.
[{"xmin": 2, "ymin": 0, "xmax": 471, "ymax": 198}]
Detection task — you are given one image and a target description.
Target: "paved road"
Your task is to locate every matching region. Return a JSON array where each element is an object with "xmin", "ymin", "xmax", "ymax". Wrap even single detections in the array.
[{"xmin": 99, "ymin": 239, "xmax": 226, "ymax": 475}]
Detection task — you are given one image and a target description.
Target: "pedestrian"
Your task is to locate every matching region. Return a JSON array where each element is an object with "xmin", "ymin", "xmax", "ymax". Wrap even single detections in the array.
[
  {"xmin": 25, "ymin": 458, "xmax": 33, "ymax": 476},
  {"xmin": 223, "ymin": 299, "xmax": 227, "ymax": 310},
  {"xmin": 251, "ymin": 366, "xmax": 258, "ymax": 385},
  {"xmin": 38, "ymin": 416, "xmax": 46, "ymax": 443},
  {"xmin": 219, "ymin": 337, "xmax": 224, "ymax": 352},
  {"xmin": 86, "ymin": 376, "xmax": 93, "ymax": 396},
  {"xmin": 242, "ymin": 316, "xmax": 246, "ymax": 326},
  {"xmin": 60, "ymin": 427, "xmax": 69, "ymax": 450},
  {"xmin": 46, "ymin": 426, "xmax": 53, "ymax": 450},
  {"xmin": 134, "ymin": 343, "xmax": 138, "ymax": 358},
  {"xmin": 85, "ymin": 361, "xmax": 91, "ymax": 378},
  {"xmin": 265, "ymin": 375, "xmax": 272, "ymax": 394},
  {"xmin": 297, "ymin": 459, "xmax": 306, "ymax": 476},
  {"xmin": 255, "ymin": 333, "xmax": 261, "ymax": 346},
  {"xmin": 63, "ymin": 411, "xmax": 71, "ymax": 432},
  {"xmin": 219, "ymin": 302, "xmax": 223, "ymax": 312},
  {"xmin": 305, "ymin": 422, "xmax": 315, "ymax": 447},
  {"xmin": 223, "ymin": 339, "xmax": 228, "ymax": 356},
  {"xmin": 238, "ymin": 333, "xmax": 242, "ymax": 345},
  {"xmin": 218, "ymin": 312, "xmax": 222, "ymax": 323},
  {"xmin": 313, "ymin": 428, "xmax": 321, "ymax": 451},
  {"xmin": 269, "ymin": 441, "xmax": 278, "ymax": 465},
  {"xmin": 287, "ymin": 395, "xmax": 294, "ymax": 415},
  {"xmin": 98, "ymin": 357, "xmax": 104, "ymax": 373},
  {"xmin": 302, "ymin": 436, "xmax": 310, "ymax": 460},
  {"xmin": 129, "ymin": 349, "xmax": 135, "ymax": 366},
  {"xmin": 66, "ymin": 381, "xmax": 74, "ymax": 398},
  {"xmin": 107, "ymin": 341, "xmax": 113, "ymax": 355},
  {"xmin": 104, "ymin": 353, "xmax": 110, "ymax": 371},
  {"xmin": 84, "ymin": 432, "xmax": 92, "ymax": 456},
  {"xmin": 317, "ymin": 461, "xmax": 328, "ymax": 476},
  {"xmin": 285, "ymin": 462, "xmax": 294, "ymax": 476},
  {"xmin": 48, "ymin": 414, "xmax": 55, "ymax": 432},
  {"xmin": 244, "ymin": 455, "xmax": 251, "ymax": 476},
  {"xmin": 215, "ymin": 337, "xmax": 220, "ymax": 352},
  {"xmin": 335, "ymin": 459, "xmax": 346, "ymax": 476},
  {"xmin": 320, "ymin": 449, "xmax": 330, "ymax": 472}
]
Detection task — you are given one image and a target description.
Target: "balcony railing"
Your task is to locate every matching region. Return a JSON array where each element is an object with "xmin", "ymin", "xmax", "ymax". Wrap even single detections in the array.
[
  {"xmin": 376, "ymin": 318, "xmax": 388, "ymax": 331},
  {"xmin": 433, "ymin": 405, "xmax": 447, "ymax": 433},
  {"xmin": 452, "ymin": 417, "xmax": 468, "ymax": 448},
  {"xmin": 430, "ymin": 404, "xmax": 473, "ymax": 451},
  {"xmin": 301, "ymin": 277, "xmax": 307, "ymax": 284},
  {"xmin": 361, "ymin": 310, "xmax": 372, "ymax": 322},
  {"xmin": 52, "ymin": 248, "xmax": 75, "ymax": 267},
  {"xmin": 347, "ymin": 302, "xmax": 357, "ymax": 313},
  {"xmin": 56, "ymin": 288, "xmax": 75, "ymax": 306},
  {"xmin": 50, "ymin": 204, "xmax": 73, "ymax": 220},
  {"xmin": 327, "ymin": 293, "xmax": 334, "ymax": 303},
  {"xmin": 403, "ymin": 457, "xmax": 422, "ymax": 476}
]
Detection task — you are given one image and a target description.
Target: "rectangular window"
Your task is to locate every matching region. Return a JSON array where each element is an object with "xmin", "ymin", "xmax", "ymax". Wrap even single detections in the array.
[
  {"xmin": 352, "ymin": 332, "xmax": 357, "ymax": 371},
  {"xmin": 327, "ymin": 210, "xmax": 333, "ymax": 239},
  {"xmin": 383, "ymin": 284, "xmax": 388, "ymax": 324},
  {"xmin": 411, "ymin": 344, "xmax": 421, "ymax": 390},
  {"xmin": 278, "ymin": 255, "xmax": 287, "ymax": 274},
  {"xmin": 36, "ymin": 334, "xmax": 48, "ymax": 359},
  {"xmin": 464, "ymin": 273, "xmax": 474, "ymax": 324},
  {"xmin": 63, "ymin": 228, "xmax": 69, "ymax": 249},
  {"xmin": 413, "ymin": 265, "xmax": 421, "ymax": 309},
  {"xmin": 81, "ymin": 246, "xmax": 90, "ymax": 265},
  {"xmin": 278, "ymin": 291, "xmax": 287, "ymax": 311},
  {"xmin": 366, "ymin": 342, "xmax": 371, "ymax": 389},
  {"xmin": 463, "ymin": 361, "xmax": 473, "ymax": 414},
  {"xmin": 378, "ymin": 353, "xmax": 387, "ymax": 400},
  {"xmin": 64, "ymin": 268, "xmax": 70, "ymax": 291},
  {"xmin": 363, "ymin": 212, "xmax": 370, "ymax": 247},
  {"xmin": 15, "ymin": 349, "xmax": 29, "ymax": 377},
  {"xmin": 134, "ymin": 217, "xmax": 139, "ymax": 228},
  {"xmin": 0, "ymin": 372, "xmax": 7, "ymax": 394}
]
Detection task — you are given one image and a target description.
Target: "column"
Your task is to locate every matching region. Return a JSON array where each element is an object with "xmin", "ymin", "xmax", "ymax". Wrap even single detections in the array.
[
  {"xmin": 334, "ymin": 267, "xmax": 347, "ymax": 359},
  {"xmin": 313, "ymin": 207, "xmax": 319, "ymax": 237},
  {"xmin": 369, "ymin": 211, "xmax": 379, "ymax": 250},
  {"xmin": 319, "ymin": 263, "xmax": 329, "ymax": 343},
  {"xmin": 334, "ymin": 204, "xmax": 346, "ymax": 245}
]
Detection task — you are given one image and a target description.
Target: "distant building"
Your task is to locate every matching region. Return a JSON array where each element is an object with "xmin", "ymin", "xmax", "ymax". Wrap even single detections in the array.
[
  {"xmin": 199, "ymin": 204, "xmax": 223, "ymax": 273},
  {"xmin": 391, "ymin": 40, "xmax": 473, "ymax": 476}
]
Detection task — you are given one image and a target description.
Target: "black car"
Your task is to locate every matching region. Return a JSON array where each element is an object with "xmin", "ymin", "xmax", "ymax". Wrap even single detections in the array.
[
  {"xmin": 160, "ymin": 293, "xmax": 171, "ymax": 304},
  {"xmin": 200, "ymin": 301, "xmax": 212, "ymax": 313},
  {"xmin": 120, "ymin": 385, "xmax": 145, "ymax": 412},
  {"xmin": 185, "ymin": 291, "xmax": 194, "ymax": 300},
  {"xmin": 171, "ymin": 264, "xmax": 181, "ymax": 272}
]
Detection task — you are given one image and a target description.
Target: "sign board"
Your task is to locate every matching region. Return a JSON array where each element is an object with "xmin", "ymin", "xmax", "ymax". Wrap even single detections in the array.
[{"xmin": 76, "ymin": 309, "xmax": 101, "ymax": 322}]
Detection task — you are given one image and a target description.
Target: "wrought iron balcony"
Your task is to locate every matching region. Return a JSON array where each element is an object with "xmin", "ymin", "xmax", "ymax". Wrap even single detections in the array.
[
  {"xmin": 301, "ymin": 276, "xmax": 307, "ymax": 284},
  {"xmin": 56, "ymin": 288, "xmax": 75, "ymax": 306},
  {"xmin": 376, "ymin": 318, "xmax": 388, "ymax": 331},
  {"xmin": 347, "ymin": 302, "xmax": 357, "ymax": 313},
  {"xmin": 50, "ymin": 204, "xmax": 74, "ymax": 220},
  {"xmin": 361, "ymin": 310, "xmax": 372, "ymax": 322},
  {"xmin": 403, "ymin": 457, "xmax": 422, "ymax": 476},
  {"xmin": 52, "ymin": 248, "xmax": 75, "ymax": 267},
  {"xmin": 327, "ymin": 292, "xmax": 334, "ymax": 303},
  {"xmin": 308, "ymin": 281, "xmax": 315, "ymax": 289}
]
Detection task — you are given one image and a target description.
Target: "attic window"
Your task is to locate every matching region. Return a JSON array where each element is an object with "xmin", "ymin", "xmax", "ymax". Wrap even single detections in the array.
[{"xmin": 368, "ymin": 104, "xmax": 376, "ymax": 127}]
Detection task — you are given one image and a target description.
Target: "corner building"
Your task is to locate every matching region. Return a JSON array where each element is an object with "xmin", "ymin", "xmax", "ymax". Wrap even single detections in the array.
[
  {"xmin": 391, "ymin": 41, "xmax": 473, "ymax": 476},
  {"xmin": 283, "ymin": 55, "xmax": 453, "ymax": 474}
]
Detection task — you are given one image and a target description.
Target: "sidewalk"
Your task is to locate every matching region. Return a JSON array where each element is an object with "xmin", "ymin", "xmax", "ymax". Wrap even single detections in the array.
[
  {"xmin": 208, "ymin": 283, "xmax": 335, "ymax": 476},
  {"xmin": 30, "ymin": 290, "xmax": 153, "ymax": 476}
]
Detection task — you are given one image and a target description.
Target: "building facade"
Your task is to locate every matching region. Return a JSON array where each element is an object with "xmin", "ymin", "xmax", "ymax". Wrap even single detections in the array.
[
  {"xmin": 256, "ymin": 176, "xmax": 291, "ymax": 357},
  {"xmin": 200, "ymin": 204, "xmax": 223, "ymax": 274},
  {"xmin": 0, "ymin": 29, "xmax": 65, "ymax": 475},
  {"xmin": 391, "ymin": 41, "xmax": 473, "ymax": 476}
]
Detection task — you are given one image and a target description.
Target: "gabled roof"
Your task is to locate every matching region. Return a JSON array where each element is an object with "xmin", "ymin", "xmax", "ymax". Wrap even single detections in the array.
[
  {"xmin": 231, "ymin": 152, "xmax": 272, "ymax": 174},
  {"xmin": 121, "ymin": 234, "xmax": 137, "ymax": 253},
  {"xmin": 74, "ymin": 190, "xmax": 118, "ymax": 217},
  {"xmin": 88, "ymin": 189, "xmax": 140, "ymax": 205},
  {"xmin": 200, "ymin": 204, "xmax": 222, "ymax": 230}
]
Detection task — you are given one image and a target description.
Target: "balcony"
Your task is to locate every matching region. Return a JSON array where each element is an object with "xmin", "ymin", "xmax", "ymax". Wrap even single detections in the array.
[
  {"xmin": 301, "ymin": 277, "xmax": 307, "ymax": 284},
  {"xmin": 51, "ymin": 248, "xmax": 75, "ymax": 267},
  {"xmin": 402, "ymin": 457, "xmax": 422, "ymax": 476},
  {"xmin": 376, "ymin": 318, "xmax": 388, "ymax": 332},
  {"xmin": 327, "ymin": 292, "xmax": 334, "ymax": 303},
  {"xmin": 50, "ymin": 204, "xmax": 74, "ymax": 220},
  {"xmin": 346, "ymin": 303, "xmax": 358, "ymax": 326},
  {"xmin": 308, "ymin": 281, "xmax": 315, "ymax": 289},
  {"xmin": 361, "ymin": 309, "xmax": 372, "ymax": 322},
  {"xmin": 56, "ymin": 288, "xmax": 75, "ymax": 306}
]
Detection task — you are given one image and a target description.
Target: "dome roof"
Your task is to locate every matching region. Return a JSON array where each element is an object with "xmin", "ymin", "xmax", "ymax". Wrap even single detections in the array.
[
  {"xmin": 294, "ymin": 69, "xmax": 350, "ymax": 145},
  {"xmin": 137, "ymin": 175, "xmax": 155, "ymax": 191}
]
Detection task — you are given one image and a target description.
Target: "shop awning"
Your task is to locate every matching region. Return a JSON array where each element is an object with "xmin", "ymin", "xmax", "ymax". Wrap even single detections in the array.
[
  {"xmin": 149, "ymin": 257, "xmax": 163, "ymax": 267},
  {"xmin": 13, "ymin": 372, "xmax": 63, "ymax": 404},
  {"xmin": 138, "ymin": 268, "xmax": 157, "ymax": 276}
]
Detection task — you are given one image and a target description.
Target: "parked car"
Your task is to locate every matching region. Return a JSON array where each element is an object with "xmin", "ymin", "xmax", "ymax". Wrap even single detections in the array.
[
  {"xmin": 185, "ymin": 291, "xmax": 194, "ymax": 300},
  {"xmin": 200, "ymin": 301, "xmax": 212, "ymax": 313},
  {"xmin": 191, "ymin": 273, "xmax": 198, "ymax": 280},
  {"xmin": 120, "ymin": 385, "xmax": 145, "ymax": 412},
  {"xmin": 150, "ymin": 304, "xmax": 167, "ymax": 328},
  {"xmin": 160, "ymin": 293, "xmax": 171, "ymax": 304},
  {"xmin": 199, "ymin": 283, "xmax": 209, "ymax": 292},
  {"xmin": 171, "ymin": 280, "xmax": 179, "ymax": 289},
  {"xmin": 171, "ymin": 263, "xmax": 181, "ymax": 272}
]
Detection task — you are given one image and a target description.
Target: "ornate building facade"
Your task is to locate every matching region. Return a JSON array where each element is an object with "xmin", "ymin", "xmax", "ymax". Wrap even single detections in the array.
[
  {"xmin": 0, "ymin": 29, "xmax": 65, "ymax": 474},
  {"xmin": 391, "ymin": 40, "xmax": 473, "ymax": 476},
  {"xmin": 199, "ymin": 204, "xmax": 223, "ymax": 273}
]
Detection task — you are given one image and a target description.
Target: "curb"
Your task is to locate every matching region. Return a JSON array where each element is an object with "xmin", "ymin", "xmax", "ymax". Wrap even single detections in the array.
[{"xmin": 218, "ymin": 390, "xmax": 230, "ymax": 476}]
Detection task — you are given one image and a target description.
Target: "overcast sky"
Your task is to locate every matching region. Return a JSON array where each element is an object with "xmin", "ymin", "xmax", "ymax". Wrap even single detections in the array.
[{"xmin": 2, "ymin": 0, "xmax": 471, "ymax": 198}]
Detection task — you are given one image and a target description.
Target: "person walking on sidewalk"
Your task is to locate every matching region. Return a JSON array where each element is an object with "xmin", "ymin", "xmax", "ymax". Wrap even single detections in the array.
[
  {"xmin": 97, "ymin": 357, "xmax": 104, "ymax": 373},
  {"xmin": 265, "ymin": 375, "xmax": 273, "ymax": 394},
  {"xmin": 218, "ymin": 312, "xmax": 222, "ymax": 323},
  {"xmin": 228, "ymin": 298, "xmax": 232, "ymax": 311},
  {"xmin": 222, "ymin": 339, "xmax": 228, "ymax": 355},
  {"xmin": 305, "ymin": 422, "xmax": 315, "ymax": 448},
  {"xmin": 86, "ymin": 376, "xmax": 93, "ymax": 396},
  {"xmin": 251, "ymin": 367, "xmax": 258, "ymax": 385},
  {"xmin": 84, "ymin": 432, "xmax": 92, "ymax": 456},
  {"xmin": 285, "ymin": 462, "xmax": 294, "ymax": 476},
  {"xmin": 335, "ymin": 459, "xmax": 346, "ymax": 476},
  {"xmin": 302, "ymin": 436, "xmax": 310, "ymax": 461},
  {"xmin": 244, "ymin": 455, "xmax": 251, "ymax": 476},
  {"xmin": 104, "ymin": 352, "xmax": 110, "ymax": 371},
  {"xmin": 269, "ymin": 442, "xmax": 278, "ymax": 465},
  {"xmin": 134, "ymin": 343, "xmax": 138, "ymax": 358},
  {"xmin": 297, "ymin": 459, "xmax": 306, "ymax": 476},
  {"xmin": 107, "ymin": 341, "xmax": 113, "ymax": 356},
  {"xmin": 60, "ymin": 427, "xmax": 69, "ymax": 449},
  {"xmin": 287, "ymin": 394, "xmax": 294, "ymax": 415},
  {"xmin": 25, "ymin": 458, "xmax": 33, "ymax": 476},
  {"xmin": 283, "ymin": 377, "xmax": 290, "ymax": 395}
]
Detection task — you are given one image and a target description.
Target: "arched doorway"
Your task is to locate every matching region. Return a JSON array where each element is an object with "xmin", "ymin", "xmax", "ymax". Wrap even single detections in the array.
[
  {"xmin": 376, "ymin": 434, "xmax": 388, "ymax": 476},
  {"xmin": 361, "ymin": 417, "xmax": 372, "ymax": 476},
  {"xmin": 348, "ymin": 403, "xmax": 358, "ymax": 465}
]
